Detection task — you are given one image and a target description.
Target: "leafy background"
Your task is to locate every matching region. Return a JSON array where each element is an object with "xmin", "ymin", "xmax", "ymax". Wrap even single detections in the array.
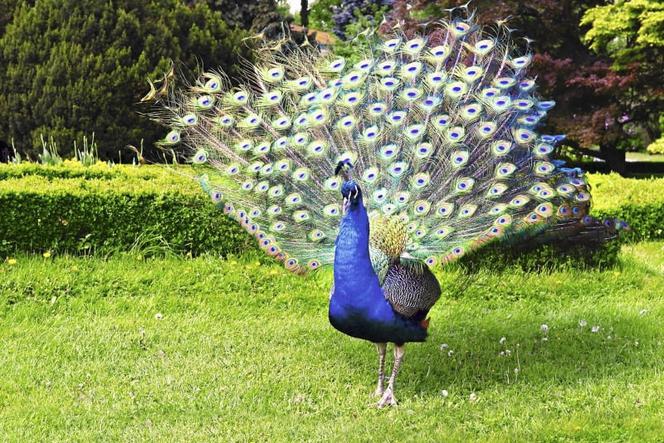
[{"xmin": 0, "ymin": 0, "xmax": 662, "ymax": 169}]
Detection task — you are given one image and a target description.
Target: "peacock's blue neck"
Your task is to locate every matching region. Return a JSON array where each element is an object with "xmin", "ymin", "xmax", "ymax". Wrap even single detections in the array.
[
  {"xmin": 329, "ymin": 198, "xmax": 428, "ymax": 344},
  {"xmin": 332, "ymin": 198, "xmax": 379, "ymax": 299}
]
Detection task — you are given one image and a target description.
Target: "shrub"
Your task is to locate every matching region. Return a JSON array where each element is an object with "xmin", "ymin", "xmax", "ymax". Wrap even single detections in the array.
[
  {"xmin": 1, "ymin": 165, "xmax": 662, "ymax": 260},
  {"xmin": 189, "ymin": 0, "xmax": 285, "ymax": 31},
  {"xmin": 589, "ymin": 173, "xmax": 664, "ymax": 241},
  {"xmin": 646, "ymin": 115, "xmax": 664, "ymax": 155},
  {"xmin": 0, "ymin": 0, "xmax": 249, "ymax": 162},
  {"xmin": 647, "ymin": 138, "xmax": 664, "ymax": 155},
  {"xmin": 0, "ymin": 166, "xmax": 250, "ymax": 257}
]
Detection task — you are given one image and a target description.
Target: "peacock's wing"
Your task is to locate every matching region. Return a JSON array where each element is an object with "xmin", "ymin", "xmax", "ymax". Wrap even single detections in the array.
[
  {"xmin": 381, "ymin": 261, "xmax": 441, "ymax": 319},
  {"xmin": 155, "ymin": 13, "xmax": 622, "ymax": 273}
]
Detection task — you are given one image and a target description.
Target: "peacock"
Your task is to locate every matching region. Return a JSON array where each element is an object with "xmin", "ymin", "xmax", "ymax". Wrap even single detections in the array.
[{"xmin": 151, "ymin": 10, "xmax": 624, "ymax": 407}]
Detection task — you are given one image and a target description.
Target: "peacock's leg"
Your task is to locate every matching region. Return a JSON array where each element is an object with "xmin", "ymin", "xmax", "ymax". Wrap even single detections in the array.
[
  {"xmin": 374, "ymin": 343, "xmax": 387, "ymax": 397},
  {"xmin": 377, "ymin": 344, "xmax": 405, "ymax": 408}
]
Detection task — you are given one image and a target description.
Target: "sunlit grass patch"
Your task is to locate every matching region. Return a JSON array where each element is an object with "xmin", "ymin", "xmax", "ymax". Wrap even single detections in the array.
[{"xmin": 0, "ymin": 243, "xmax": 662, "ymax": 441}]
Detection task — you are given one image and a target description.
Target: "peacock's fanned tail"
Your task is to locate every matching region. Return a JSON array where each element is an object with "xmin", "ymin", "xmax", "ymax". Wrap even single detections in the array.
[{"xmin": 154, "ymin": 14, "xmax": 623, "ymax": 273}]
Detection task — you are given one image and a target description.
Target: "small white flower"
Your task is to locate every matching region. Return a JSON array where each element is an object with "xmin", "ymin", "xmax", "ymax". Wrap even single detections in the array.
[
  {"xmin": 439, "ymin": 343, "xmax": 449, "ymax": 351},
  {"xmin": 448, "ymin": 350, "xmax": 454, "ymax": 357},
  {"xmin": 639, "ymin": 309, "xmax": 648, "ymax": 316},
  {"xmin": 607, "ymin": 335, "xmax": 612, "ymax": 340},
  {"xmin": 634, "ymin": 341, "xmax": 639, "ymax": 346},
  {"xmin": 591, "ymin": 325, "xmax": 600, "ymax": 333},
  {"xmin": 542, "ymin": 337, "xmax": 548, "ymax": 342},
  {"xmin": 469, "ymin": 392, "xmax": 478, "ymax": 402},
  {"xmin": 579, "ymin": 319, "xmax": 587, "ymax": 327},
  {"xmin": 499, "ymin": 337, "xmax": 506, "ymax": 345},
  {"xmin": 540, "ymin": 324, "xmax": 549, "ymax": 334},
  {"xmin": 155, "ymin": 313, "xmax": 163, "ymax": 320},
  {"xmin": 514, "ymin": 367, "xmax": 520, "ymax": 374},
  {"xmin": 500, "ymin": 351, "xmax": 505, "ymax": 356},
  {"xmin": 505, "ymin": 349, "xmax": 512, "ymax": 356},
  {"xmin": 441, "ymin": 389, "xmax": 449, "ymax": 398}
]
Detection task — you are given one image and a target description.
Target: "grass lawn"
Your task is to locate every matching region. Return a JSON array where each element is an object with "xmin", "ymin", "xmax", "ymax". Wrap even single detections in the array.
[
  {"xmin": 626, "ymin": 152, "xmax": 664, "ymax": 163},
  {"xmin": 1, "ymin": 243, "xmax": 663, "ymax": 441}
]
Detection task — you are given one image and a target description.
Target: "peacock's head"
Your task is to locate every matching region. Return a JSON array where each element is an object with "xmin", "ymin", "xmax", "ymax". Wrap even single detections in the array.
[
  {"xmin": 340, "ymin": 180, "xmax": 362, "ymax": 214},
  {"xmin": 336, "ymin": 160, "xmax": 362, "ymax": 214}
]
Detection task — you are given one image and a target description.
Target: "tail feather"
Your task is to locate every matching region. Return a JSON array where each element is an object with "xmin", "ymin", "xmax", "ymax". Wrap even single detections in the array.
[{"xmin": 153, "ymin": 13, "xmax": 618, "ymax": 272}]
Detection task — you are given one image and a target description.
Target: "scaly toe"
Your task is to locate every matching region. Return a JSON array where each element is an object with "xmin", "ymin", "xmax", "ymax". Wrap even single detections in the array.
[
  {"xmin": 377, "ymin": 389, "xmax": 398, "ymax": 408},
  {"xmin": 374, "ymin": 387, "xmax": 384, "ymax": 398}
]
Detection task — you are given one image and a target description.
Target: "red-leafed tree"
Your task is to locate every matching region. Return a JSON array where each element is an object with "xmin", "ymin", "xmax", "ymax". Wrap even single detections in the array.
[{"xmin": 386, "ymin": 0, "xmax": 649, "ymax": 173}]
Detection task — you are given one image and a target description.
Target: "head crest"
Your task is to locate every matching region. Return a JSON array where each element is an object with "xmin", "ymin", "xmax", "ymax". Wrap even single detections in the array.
[{"xmin": 335, "ymin": 160, "xmax": 354, "ymax": 176}]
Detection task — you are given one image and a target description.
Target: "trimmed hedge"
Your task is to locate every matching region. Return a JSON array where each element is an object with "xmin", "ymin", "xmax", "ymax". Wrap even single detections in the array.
[
  {"xmin": 1, "ymin": 165, "xmax": 662, "ymax": 260},
  {"xmin": 0, "ymin": 166, "xmax": 248, "ymax": 257},
  {"xmin": 0, "ymin": 160, "xmax": 185, "ymax": 181},
  {"xmin": 589, "ymin": 173, "xmax": 664, "ymax": 241}
]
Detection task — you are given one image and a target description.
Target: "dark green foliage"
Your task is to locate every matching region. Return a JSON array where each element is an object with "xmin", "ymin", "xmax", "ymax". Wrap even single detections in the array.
[
  {"xmin": 0, "ymin": 0, "xmax": 22, "ymax": 36},
  {"xmin": 308, "ymin": 0, "xmax": 340, "ymax": 32},
  {"xmin": 0, "ymin": 0, "xmax": 250, "ymax": 161},
  {"xmin": 189, "ymin": 0, "xmax": 285, "ymax": 31}
]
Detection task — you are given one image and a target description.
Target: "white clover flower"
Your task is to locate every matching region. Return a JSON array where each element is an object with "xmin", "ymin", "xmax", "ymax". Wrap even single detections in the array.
[
  {"xmin": 542, "ymin": 337, "xmax": 548, "ymax": 342},
  {"xmin": 500, "ymin": 351, "xmax": 505, "ymax": 356},
  {"xmin": 441, "ymin": 389, "xmax": 449, "ymax": 398},
  {"xmin": 591, "ymin": 325, "xmax": 600, "ymax": 333},
  {"xmin": 155, "ymin": 313, "xmax": 163, "ymax": 320},
  {"xmin": 448, "ymin": 350, "xmax": 454, "ymax": 357},
  {"xmin": 439, "ymin": 343, "xmax": 449, "ymax": 351},
  {"xmin": 514, "ymin": 367, "xmax": 520, "ymax": 374},
  {"xmin": 505, "ymin": 349, "xmax": 512, "ymax": 356},
  {"xmin": 635, "ymin": 341, "xmax": 639, "ymax": 346},
  {"xmin": 540, "ymin": 324, "xmax": 549, "ymax": 334},
  {"xmin": 469, "ymin": 392, "xmax": 478, "ymax": 402},
  {"xmin": 639, "ymin": 309, "xmax": 648, "ymax": 316},
  {"xmin": 499, "ymin": 337, "xmax": 506, "ymax": 345},
  {"xmin": 579, "ymin": 319, "xmax": 587, "ymax": 327}
]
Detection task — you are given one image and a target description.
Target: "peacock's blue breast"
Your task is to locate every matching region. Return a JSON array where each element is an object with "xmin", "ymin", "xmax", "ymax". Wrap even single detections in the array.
[{"xmin": 328, "ymin": 289, "xmax": 427, "ymax": 344}]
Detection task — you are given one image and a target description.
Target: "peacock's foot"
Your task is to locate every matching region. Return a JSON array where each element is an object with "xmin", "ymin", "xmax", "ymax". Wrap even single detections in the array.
[
  {"xmin": 374, "ymin": 384, "xmax": 384, "ymax": 398},
  {"xmin": 377, "ymin": 388, "xmax": 397, "ymax": 408}
]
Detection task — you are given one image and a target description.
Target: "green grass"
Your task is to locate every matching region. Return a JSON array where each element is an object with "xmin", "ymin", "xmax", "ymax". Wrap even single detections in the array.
[
  {"xmin": 626, "ymin": 152, "xmax": 664, "ymax": 163},
  {"xmin": 1, "ymin": 243, "xmax": 663, "ymax": 442}
]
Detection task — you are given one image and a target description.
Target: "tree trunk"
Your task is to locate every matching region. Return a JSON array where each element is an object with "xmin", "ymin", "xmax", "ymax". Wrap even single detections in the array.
[
  {"xmin": 300, "ymin": 0, "xmax": 308, "ymax": 28},
  {"xmin": 599, "ymin": 143, "xmax": 626, "ymax": 175}
]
